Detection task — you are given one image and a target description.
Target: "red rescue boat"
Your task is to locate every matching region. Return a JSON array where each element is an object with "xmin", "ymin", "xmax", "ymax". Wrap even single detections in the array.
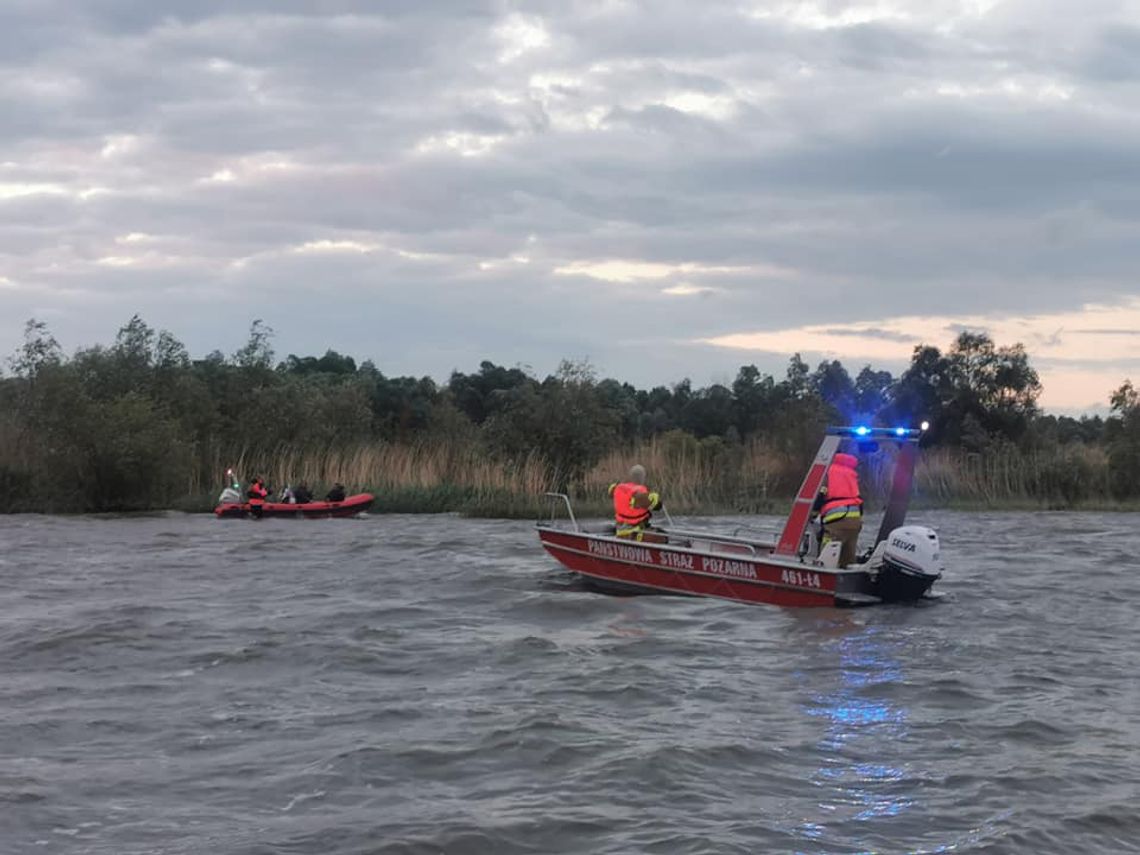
[
  {"xmin": 214, "ymin": 493, "xmax": 374, "ymax": 519},
  {"xmin": 537, "ymin": 426, "xmax": 944, "ymax": 608}
]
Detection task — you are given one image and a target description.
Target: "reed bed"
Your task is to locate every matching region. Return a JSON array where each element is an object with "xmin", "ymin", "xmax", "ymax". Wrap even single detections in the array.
[
  {"xmin": 5, "ymin": 432, "xmax": 1126, "ymax": 515},
  {"xmin": 190, "ymin": 440, "xmax": 551, "ymax": 514},
  {"xmin": 582, "ymin": 437, "xmax": 797, "ymax": 514},
  {"xmin": 913, "ymin": 444, "xmax": 1113, "ymax": 508},
  {"xmin": 186, "ymin": 436, "xmax": 1125, "ymax": 517}
]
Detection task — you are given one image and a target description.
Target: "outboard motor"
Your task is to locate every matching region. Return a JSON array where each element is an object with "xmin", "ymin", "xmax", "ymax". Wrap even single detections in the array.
[
  {"xmin": 218, "ymin": 486, "xmax": 242, "ymax": 505},
  {"xmin": 873, "ymin": 525, "xmax": 943, "ymax": 602}
]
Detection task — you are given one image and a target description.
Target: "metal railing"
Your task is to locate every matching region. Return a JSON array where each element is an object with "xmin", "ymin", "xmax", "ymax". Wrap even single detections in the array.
[
  {"xmin": 540, "ymin": 492, "xmax": 580, "ymax": 532},
  {"xmin": 656, "ymin": 526, "xmax": 770, "ymax": 556}
]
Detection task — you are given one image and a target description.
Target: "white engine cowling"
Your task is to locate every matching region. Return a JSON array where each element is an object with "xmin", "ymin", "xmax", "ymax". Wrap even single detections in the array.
[
  {"xmin": 883, "ymin": 525, "xmax": 943, "ymax": 578},
  {"xmin": 218, "ymin": 486, "xmax": 242, "ymax": 504}
]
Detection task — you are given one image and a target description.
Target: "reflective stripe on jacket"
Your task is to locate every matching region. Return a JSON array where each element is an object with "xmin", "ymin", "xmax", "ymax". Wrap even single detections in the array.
[
  {"xmin": 613, "ymin": 481, "xmax": 651, "ymax": 526},
  {"xmin": 820, "ymin": 453, "xmax": 862, "ymax": 520},
  {"xmin": 823, "ymin": 504, "xmax": 862, "ymax": 523}
]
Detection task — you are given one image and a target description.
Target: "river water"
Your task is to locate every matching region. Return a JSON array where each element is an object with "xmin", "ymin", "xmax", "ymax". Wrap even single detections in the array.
[{"xmin": 0, "ymin": 511, "xmax": 1137, "ymax": 854}]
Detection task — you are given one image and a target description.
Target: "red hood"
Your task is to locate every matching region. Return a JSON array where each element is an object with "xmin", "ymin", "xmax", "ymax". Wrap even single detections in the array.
[{"xmin": 833, "ymin": 452, "xmax": 859, "ymax": 470}]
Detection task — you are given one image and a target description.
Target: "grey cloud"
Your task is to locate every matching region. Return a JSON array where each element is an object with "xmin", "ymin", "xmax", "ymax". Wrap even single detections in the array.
[
  {"xmin": 820, "ymin": 328, "xmax": 919, "ymax": 344},
  {"xmin": 1080, "ymin": 24, "xmax": 1140, "ymax": 81},
  {"xmin": 1035, "ymin": 355, "xmax": 1140, "ymax": 374},
  {"xmin": 605, "ymin": 104, "xmax": 729, "ymax": 137},
  {"xmin": 568, "ymin": 3, "xmax": 865, "ymax": 68},
  {"xmin": 832, "ymin": 23, "xmax": 932, "ymax": 69},
  {"xmin": 2, "ymin": 0, "xmax": 1138, "ymax": 410},
  {"xmin": 944, "ymin": 323, "xmax": 983, "ymax": 336}
]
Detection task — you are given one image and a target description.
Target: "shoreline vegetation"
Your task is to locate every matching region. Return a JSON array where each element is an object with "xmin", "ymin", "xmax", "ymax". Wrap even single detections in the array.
[
  {"xmin": 161, "ymin": 439, "xmax": 1139, "ymax": 518},
  {"xmin": 3, "ymin": 316, "xmax": 1138, "ymax": 516}
]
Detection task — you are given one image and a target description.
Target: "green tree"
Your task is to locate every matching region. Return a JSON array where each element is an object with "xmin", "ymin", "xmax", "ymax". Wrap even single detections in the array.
[
  {"xmin": 888, "ymin": 345, "xmax": 952, "ymax": 441},
  {"xmin": 810, "ymin": 360, "xmax": 857, "ymax": 422},
  {"xmin": 679, "ymin": 383, "xmax": 735, "ymax": 439},
  {"xmin": 886, "ymin": 333, "xmax": 1040, "ymax": 448},
  {"xmin": 945, "ymin": 332, "xmax": 1041, "ymax": 447},
  {"xmin": 114, "ymin": 315, "xmax": 156, "ymax": 376},
  {"xmin": 595, "ymin": 378, "xmax": 641, "ymax": 441},
  {"xmin": 83, "ymin": 393, "xmax": 188, "ymax": 511},
  {"xmin": 854, "ymin": 366, "xmax": 894, "ymax": 423},
  {"xmin": 483, "ymin": 360, "xmax": 618, "ymax": 488},
  {"xmin": 234, "ymin": 319, "xmax": 275, "ymax": 370},
  {"xmin": 281, "ymin": 350, "xmax": 358, "ymax": 376},
  {"xmin": 1107, "ymin": 380, "xmax": 1140, "ymax": 498},
  {"xmin": 365, "ymin": 370, "xmax": 440, "ymax": 438},
  {"xmin": 784, "ymin": 353, "xmax": 811, "ymax": 400},
  {"xmin": 9, "ymin": 319, "xmax": 62, "ymax": 379},
  {"xmin": 447, "ymin": 361, "xmax": 533, "ymax": 424}
]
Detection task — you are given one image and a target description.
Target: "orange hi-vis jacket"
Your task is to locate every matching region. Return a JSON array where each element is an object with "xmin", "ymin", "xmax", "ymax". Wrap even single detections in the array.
[
  {"xmin": 248, "ymin": 483, "xmax": 268, "ymax": 504},
  {"xmin": 613, "ymin": 481, "xmax": 652, "ymax": 527},
  {"xmin": 820, "ymin": 453, "xmax": 863, "ymax": 522}
]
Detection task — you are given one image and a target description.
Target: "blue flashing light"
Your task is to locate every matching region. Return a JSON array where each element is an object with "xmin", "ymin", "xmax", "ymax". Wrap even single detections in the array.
[{"xmin": 826, "ymin": 425, "xmax": 923, "ymax": 439}]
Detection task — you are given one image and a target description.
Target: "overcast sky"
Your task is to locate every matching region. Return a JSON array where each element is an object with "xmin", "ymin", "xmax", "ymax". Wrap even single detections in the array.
[{"xmin": 2, "ymin": 0, "xmax": 1139, "ymax": 413}]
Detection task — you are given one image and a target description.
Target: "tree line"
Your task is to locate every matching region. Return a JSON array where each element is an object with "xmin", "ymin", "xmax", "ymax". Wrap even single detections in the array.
[{"xmin": 0, "ymin": 315, "xmax": 1135, "ymax": 512}]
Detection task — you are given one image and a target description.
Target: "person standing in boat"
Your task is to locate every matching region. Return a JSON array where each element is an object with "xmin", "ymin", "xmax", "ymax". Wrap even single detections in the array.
[
  {"xmin": 608, "ymin": 464, "xmax": 662, "ymax": 540},
  {"xmin": 247, "ymin": 477, "xmax": 269, "ymax": 518},
  {"xmin": 812, "ymin": 452, "xmax": 864, "ymax": 567}
]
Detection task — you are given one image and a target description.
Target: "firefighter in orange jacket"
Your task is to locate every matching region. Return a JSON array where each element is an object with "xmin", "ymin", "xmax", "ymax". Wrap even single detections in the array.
[
  {"xmin": 247, "ymin": 477, "xmax": 269, "ymax": 517},
  {"xmin": 812, "ymin": 452, "xmax": 863, "ymax": 567},
  {"xmin": 607, "ymin": 464, "xmax": 662, "ymax": 539}
]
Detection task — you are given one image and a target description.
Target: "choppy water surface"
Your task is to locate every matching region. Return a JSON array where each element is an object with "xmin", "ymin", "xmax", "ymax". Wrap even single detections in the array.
[{"xmin": 1, "ymin": 511, "xmax": 1138, "ymax": 854}]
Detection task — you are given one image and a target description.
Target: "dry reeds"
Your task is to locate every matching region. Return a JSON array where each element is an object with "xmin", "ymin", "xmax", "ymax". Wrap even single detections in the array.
[
  {"xmin": 912, "ymin": 444, "xmax": 1111, "ymax": 507},
  {"xmin": 583, "ymin": 436, "xmax": 798, "ymax": 513},
  {"xmin": 193, "ymin": 440, "xmax": 549, "ymax": 505},
  {"xmin": 193, "ymin": 435, "xmax": 801, "ymax": 516},
  {"xmin": 46, "ymin": 434, "xmax": 1126, "ymax": 516}
]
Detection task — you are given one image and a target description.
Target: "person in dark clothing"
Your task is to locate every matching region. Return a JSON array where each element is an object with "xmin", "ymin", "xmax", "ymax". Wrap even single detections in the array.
[
  {"xmin": 326, "ymin": 483, "xmax": 346, "ymax": 502},
  {"xmin": 293, "ymin": 482, "xmax": 313, "ymax": 504}
]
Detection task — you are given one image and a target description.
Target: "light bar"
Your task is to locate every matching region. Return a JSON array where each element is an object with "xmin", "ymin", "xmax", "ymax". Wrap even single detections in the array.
[{"xmin": 826, "ymin": 425, "xmax": 924, "ymax": 439}]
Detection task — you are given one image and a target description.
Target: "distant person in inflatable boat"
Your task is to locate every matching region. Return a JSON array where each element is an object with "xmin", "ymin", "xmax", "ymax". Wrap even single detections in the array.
[
  {"xmin": 607, "ymin": 464, "xmax": 663, "ymax": 540},
  {"xmin": 812, "ymin": 452, "xmax": 864, "ymax": 568}
]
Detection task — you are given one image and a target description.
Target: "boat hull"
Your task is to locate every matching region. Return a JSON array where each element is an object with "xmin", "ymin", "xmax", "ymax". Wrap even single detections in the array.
[
  {"xmin": 873, "ymin": 558, "xmax": 940, "ymax": 602},
  {"xmin": 537, "ymin": 526, "xmax": 883, "ymax": 608},
  {"xmin": 536, "ymin": 426, "xmax": 943, "ymax": 609},
  {"xmin": 214, "ymin": 493, "xmax": 374, "ymax": 519}
]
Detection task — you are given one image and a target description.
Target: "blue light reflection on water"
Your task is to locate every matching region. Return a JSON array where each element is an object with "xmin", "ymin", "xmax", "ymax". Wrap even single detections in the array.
[{"xmin": 797, "ymin": 622, "xmax": 917, "ymax": 850}]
